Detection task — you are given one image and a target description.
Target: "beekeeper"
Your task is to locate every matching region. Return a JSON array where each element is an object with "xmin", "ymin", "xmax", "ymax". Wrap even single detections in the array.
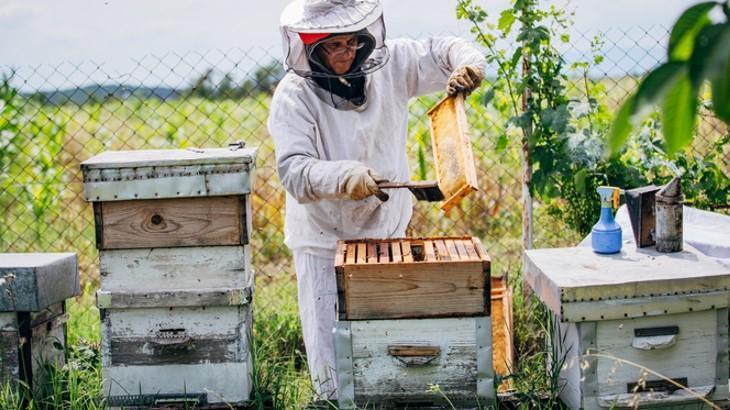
[{"xmin": 268, "ymin": 0, "xmax": 485, "ymax": 400}]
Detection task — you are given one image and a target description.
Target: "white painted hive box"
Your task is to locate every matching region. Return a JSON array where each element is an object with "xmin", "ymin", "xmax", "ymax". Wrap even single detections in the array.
[
  {"xmin": 0, "ymin": 253, "xmax": 78, "ymax": 389},
  {"xmin": 334, "ymin": 237, "xmax": 495, "ymax": 408},
  {"xmin": 81, "ymin": 145, "xmax": 257, "ymax": 408},
  {"xmin": 524, "ymin": 245, "xmax": 730, "ymax": 409}
]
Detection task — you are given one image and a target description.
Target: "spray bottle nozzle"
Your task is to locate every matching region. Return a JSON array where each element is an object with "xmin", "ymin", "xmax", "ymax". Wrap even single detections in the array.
[{"xmin": 597, "ymin": 186, "xmax": 622, "ymax": 209}]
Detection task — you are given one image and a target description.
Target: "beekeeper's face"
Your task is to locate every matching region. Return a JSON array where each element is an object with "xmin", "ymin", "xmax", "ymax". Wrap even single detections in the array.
[{"xmin": 316, "ymin": 34, "xmax": 364, "ymax": 75}]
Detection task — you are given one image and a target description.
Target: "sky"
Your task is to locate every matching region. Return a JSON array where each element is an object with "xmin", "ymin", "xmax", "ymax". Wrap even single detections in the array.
[{"xmin": 1, "ymin": 0, "xmax": 694, "ymax": 90}]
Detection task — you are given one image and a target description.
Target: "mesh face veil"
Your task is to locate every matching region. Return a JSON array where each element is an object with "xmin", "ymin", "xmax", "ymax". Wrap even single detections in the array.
[{"xmin": 279, "ymin": 0, "xmax": 389, "ymax": 80}]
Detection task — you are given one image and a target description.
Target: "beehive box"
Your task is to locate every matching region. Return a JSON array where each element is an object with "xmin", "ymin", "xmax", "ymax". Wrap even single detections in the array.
[
  {"xmin": 334, "ymin": 237, "xmax": 495, "ymax": 408},
  {"xmin": 0, "ymin": 253, "xmax": 79, "ymax": 389},
  {"xmin": 335, "ymin": 237, "xmax": 491, "ymax": 320},
  {"xmin": 81, "ymin": 145, "xmax": 257, "ymax": 408},
  {"xmin": 524, "ymin": 245, "xmax": 730, "ymax": 409}
]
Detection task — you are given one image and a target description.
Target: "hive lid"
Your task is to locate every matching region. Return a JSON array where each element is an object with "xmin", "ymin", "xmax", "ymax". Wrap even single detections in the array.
[
  {"xmin": 81, "ymin": 146, "xmax": 258, "ymax": 202},
  {"xmin": 524, "ymin": 245, "xmax": 730, "ymax": 321},
  {"xmin": 0, "ymin": 253, "xmax": 79, "ymax": 311},
  {"xmin": 80, "ymin": 146, "xmax": 256, "ymax": 169}
]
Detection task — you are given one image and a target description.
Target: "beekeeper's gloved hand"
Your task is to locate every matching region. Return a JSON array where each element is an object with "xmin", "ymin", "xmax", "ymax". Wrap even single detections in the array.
[
  {"xmin": 341, "ymin": 165, "xmax": 389, "ymax": 202},
  {"xmin": 447, "ymin": 65, "xmax": 485, "ymax": 96}
]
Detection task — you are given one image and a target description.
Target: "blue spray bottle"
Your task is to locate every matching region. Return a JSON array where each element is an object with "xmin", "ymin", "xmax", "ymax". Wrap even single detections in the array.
[{"xmin": 591, "ymin": 186, "xmax": 623, "ymax": 254}]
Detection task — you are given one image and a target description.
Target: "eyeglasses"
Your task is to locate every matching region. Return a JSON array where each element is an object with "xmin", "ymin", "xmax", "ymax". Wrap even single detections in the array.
[{"xmin": 319, "ymin": 37, "xmax": 366, "ymax": 57}]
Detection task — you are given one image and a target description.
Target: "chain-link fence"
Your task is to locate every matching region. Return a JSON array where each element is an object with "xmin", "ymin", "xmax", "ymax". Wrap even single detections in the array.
[{"xmin": 1, "ymin": 24, "xmax": 728, "ymax": 404}]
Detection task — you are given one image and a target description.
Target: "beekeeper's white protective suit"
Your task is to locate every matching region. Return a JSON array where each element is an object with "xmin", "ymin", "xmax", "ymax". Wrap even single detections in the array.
[{"xmin": 268, "ymin": 0, "xmax": 485, "ymax": 400}]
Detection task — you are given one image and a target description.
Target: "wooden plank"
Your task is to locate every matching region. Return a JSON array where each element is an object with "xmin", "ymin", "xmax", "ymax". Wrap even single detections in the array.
[
  {"xmin": 335, "ymin": 241, "xmax": 346, "ymax": 268},
  {"xmin": 367, "ymin": 243, "xmax": 378, "ymax": 264},
  {"xmin": 387, "ymin": 345, "xmax": 441, "ymax": 357},
  {"xmin": 462, "ymin": 239, "xmax": 479, "ymax": 261},
  {"xmin": 435, "ymin": 240, "xmax": 450, "ymax": 261},
  {"xmin": 378, "ymin": 241, "xmax": 390, "ymax": 263},
  {"xmin": 595, "ymin": 309, "xmax": 717, "ymax": 396},
  {"xmin": 390, "ymin": 240, "xmax": 402, "ymax": 263},
  {"xmin": 238, "ymin": 196, "xmax": 249, "ymax": 245},
  {"xmin": 351, "ymin": 317, "xmax": 479, "ymax": 401},
  {"xmin": 491, "ymin": 275, "xmax": 513, "ymax": 393},
  {"xmin": 471, "ymin": 237, "xmax": 489, "ymax": 261},
  {"xmin": 455, "ymin": 240, "xmax": 469, "ymax": 261},
  {"xmin": 100, "ymin": 246, "xmax": 250, "ymax": 291},
  {"xmin": 342, "ymin": 262, "xmax": 486, "ymax": 319},
  {"xmin": 346, "ymin": 243, "xmax": 357, "ymax": 265},
  {"xmin": 110, "ymin": 336, "xmax": 240, "ymax": 366},
  {"xmin": 81, "ymin": 147, "xmax": 255, "ymax": 169},
  {"xmin": 424, "ymin": 240, "xmax": 436, "ymax": 262},
  {"xmin": 100, "ymin": 197, "xmax": 243, "ymax": 249},
  {"xmin": 524, "ymin": 246, "xmax": 730, "ymax": 312},
  {"xmin": 106, "ymin": 305, "xmax": 249, "ymax": 339},
  {"xmin": 445, "ymin": 240, "xmax": 459, "ymax": 261},
  {"xmin": 98, "ymin": 288, "xmax": 251, "ymax": 309},
  {"xmin": 356, "ymin": 243, "xmax": 367, "ymax": 265},
  {"xmin": 0, "ymin": 253, "xmax": 79, "ymax": 312},
  {"xmin": 401, "ymin": 241, "xmax": 413, "ymax": 263}
]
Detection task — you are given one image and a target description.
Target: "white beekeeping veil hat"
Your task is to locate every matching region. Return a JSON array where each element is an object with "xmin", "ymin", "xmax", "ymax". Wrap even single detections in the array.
[{"xmin": 279, "ymin": 0, "xmax": 388, "ymax": 79}]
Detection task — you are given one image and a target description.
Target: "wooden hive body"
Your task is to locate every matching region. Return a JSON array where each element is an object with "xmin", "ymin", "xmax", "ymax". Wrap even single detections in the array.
[
  {"xmin": 524, "ymin": 246, "xmax": 730, "ymax": 409},
  {"xmin": 335, "ymin": 237, "xmax": 496, "ymax": 408},
  {"xmin": 335, "ymin": 237, "xmax": 491, "ymax": 320},
  {"xmin": 0, "ymin": 253, "xmax": 78, "ymax": 390},
  {"xmin": 81, "ymin": 147, "xmax": 257, "ymax": 408}
]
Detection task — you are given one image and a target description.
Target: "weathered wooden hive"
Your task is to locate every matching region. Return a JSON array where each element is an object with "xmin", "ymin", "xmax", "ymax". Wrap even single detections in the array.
[
  {"xmin": 334, "ymin": 237, "xmax": 498, "ymax": 408},
  {"xmin": 0, "ymin": 253, "xmax": 79, "ymax": 389},
  {"xmin": 81, "ymin": 144, "xmax": 257, "ymax": 408},
  {"xmin": 524, "ymin": 245, "xmax": 730, "ymax": 409}
]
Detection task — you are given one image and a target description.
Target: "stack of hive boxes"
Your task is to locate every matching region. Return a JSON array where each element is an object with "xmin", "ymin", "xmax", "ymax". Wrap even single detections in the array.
[
  {"xmin": 81, "ymin": 145, "xmax": 257, "ymax": 408},
  {"xmin": 0, "ymin": 253, "xmax": 79, "ymax": 389},
  {"xmin": 334, "ymin": 236, "xmax": 502, "ymax": 408}
]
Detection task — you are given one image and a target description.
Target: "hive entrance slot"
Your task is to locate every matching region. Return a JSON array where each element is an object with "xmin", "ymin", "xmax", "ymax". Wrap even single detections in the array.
[{"xmin": 410, "ymin": 242, "xmax": 425, "ymax": 262}]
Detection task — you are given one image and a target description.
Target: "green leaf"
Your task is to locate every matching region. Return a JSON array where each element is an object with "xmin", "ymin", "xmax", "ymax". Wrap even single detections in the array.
[
  {"xmin": 609, "ymin": 63, "xmax": 685, "ymax": 156},
  {"xmin": 495, "ymin": 134, "xmax": 509, "ymax": 153},
  {"xmin": 633, "ymin": 62, "xmax": 685, "ymax": 117},
  {"xmin": 498, "ymin": 9, "xmax": 516, "ymax": 33},
  {"xmin": 608, "ymin": 95, "xmax": 635, "ymax": 156},
  {"xmin": 482, "ymin": 87, "xmax": 496, "ymax": 106},
  {"xmin": 688, "ymin": 24, "xmax": 730, "ymax": 88},
  {"xmin": 574, "ymin": 169, "xmax": 588, "ymax": 194},
  {"xmin": 711, "ymin": 52, "xmax": 730, "ymax": 122},
  {"xmin": 668, "ymin": 1, "xmax": 716, "ymax": 61},
  {"xmin": 661, "ymin": 70, "xmax": 699, "ymax": 155}
]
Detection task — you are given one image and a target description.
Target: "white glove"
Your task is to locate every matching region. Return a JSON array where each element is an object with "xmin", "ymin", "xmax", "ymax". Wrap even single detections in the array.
[
  {"xmin": 341, "ymin": 165, "xmax": 389, "ymax": 201},
  {"xmin": 447, "ymin": 65, "xmax": 485, "ymax": 96}
]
